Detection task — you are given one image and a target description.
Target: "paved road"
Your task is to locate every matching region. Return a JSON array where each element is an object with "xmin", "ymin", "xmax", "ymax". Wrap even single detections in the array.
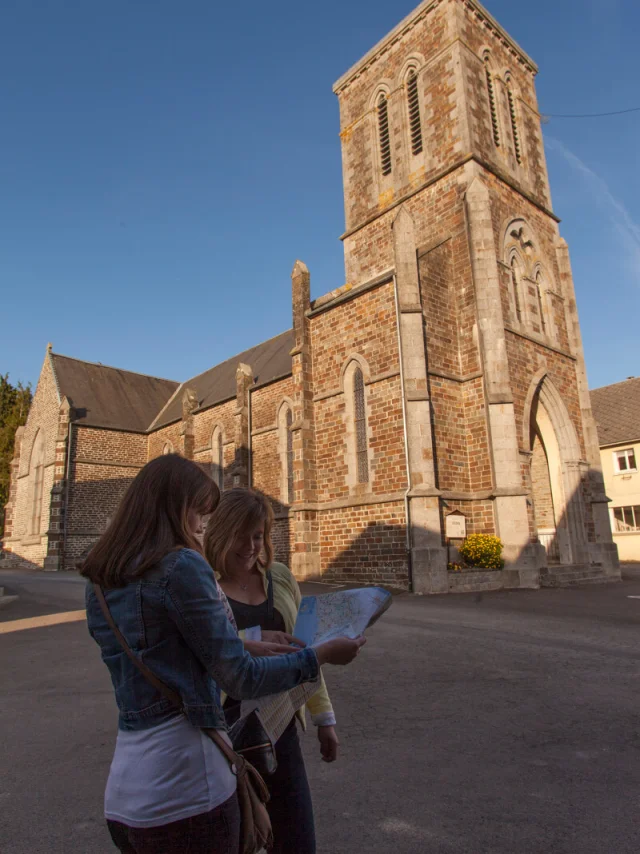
[{"xmin": 1, "ymin": 567, "xmax": 640, "ymax": 854}]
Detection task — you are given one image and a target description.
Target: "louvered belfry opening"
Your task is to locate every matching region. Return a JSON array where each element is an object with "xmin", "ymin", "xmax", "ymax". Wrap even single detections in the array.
[
  {"xmin": 507, "ymin": 86, "xmax": 522, "ymax": 163},
  {"xmin": 407, "ymin": 69, "xmax": 423, "ymax": 155},
  {"xmin": 484, "ymin": 56, "xmax": 500, "ymax": 147},
  {"xmin": 377, "ymin": 94, "xmax": 392, "ymax": 175}
]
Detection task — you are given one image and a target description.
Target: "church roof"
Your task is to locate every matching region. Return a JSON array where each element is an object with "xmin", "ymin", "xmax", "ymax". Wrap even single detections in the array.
[
  {"xmin": 590, "ymin": 377, "xmax": 640, "ymax": 448},
  {"xmin": 149, "ymin": 329, "xmax": 294, "ymax": 431},
  {"xmin": 50, "ymin": 353, "xmax": 179, "ymax": 433}
]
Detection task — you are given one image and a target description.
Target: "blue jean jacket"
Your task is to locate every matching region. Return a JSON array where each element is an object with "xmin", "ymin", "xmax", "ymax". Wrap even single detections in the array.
[{"xmin": 85, "ymin": 548, "xmax": 319, "ymax": 731}]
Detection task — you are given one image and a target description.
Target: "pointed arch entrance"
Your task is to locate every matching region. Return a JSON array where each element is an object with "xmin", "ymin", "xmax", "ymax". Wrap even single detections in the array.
[{"xmin": 524, "ymin": 373, "xmax": 587, "ymax": 566}]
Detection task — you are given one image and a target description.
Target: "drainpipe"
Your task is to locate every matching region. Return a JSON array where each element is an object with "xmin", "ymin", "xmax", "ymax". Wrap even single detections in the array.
[
  {"xmin": 393, "ymin": 274, "xmax": 414, "ymax": 592},
  {"xmin": 247, "ymin": 386, "xmax": 253, "ymax": 488},
  {"xmin": 62, "ymin": 420, "xmax": 74, "ymax": 570}
]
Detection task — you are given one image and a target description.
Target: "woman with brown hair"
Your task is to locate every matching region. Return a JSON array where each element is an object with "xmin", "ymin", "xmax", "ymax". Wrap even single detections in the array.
[
  {"xmin": 82, "ymin": 454, "xmax": 364, "ymax": 854},
  {"xmin": 204, "ymin": 488, "xmax": 342, "ymax": 854}
]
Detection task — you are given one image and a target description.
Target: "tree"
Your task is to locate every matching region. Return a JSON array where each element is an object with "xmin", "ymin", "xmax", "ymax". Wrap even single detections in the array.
[{"xmin": 0, "ymin": 374, "xmax": 32, "ymax": 536}]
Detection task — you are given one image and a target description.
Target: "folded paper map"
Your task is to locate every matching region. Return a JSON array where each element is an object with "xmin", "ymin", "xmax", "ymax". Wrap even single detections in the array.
[{"xmin": 293, "ymin": 586, "xmax": 393, "ymax": 648}]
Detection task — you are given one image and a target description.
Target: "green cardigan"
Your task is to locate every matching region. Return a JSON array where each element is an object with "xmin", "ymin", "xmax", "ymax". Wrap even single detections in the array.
[{"xmin": 219, "ymin": 561, "xmax": 336, "ymax": 728}]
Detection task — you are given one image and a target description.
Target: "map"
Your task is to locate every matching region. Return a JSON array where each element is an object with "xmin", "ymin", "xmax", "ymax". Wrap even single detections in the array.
[{"xmin": 293, "ymin": 587, "xmax": 392, "ymax": 648}]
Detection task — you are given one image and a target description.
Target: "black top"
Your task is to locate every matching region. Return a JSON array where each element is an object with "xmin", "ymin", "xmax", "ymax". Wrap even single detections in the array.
[{"xmin": 224, "ymin": 571, "xmax": 287, "ymax": 721}]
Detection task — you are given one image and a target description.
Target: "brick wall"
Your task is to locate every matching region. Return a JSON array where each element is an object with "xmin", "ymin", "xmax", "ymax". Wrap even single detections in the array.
[{"xmin": 319, "ymin": 501, "xmax": 408, "ymax": 588}]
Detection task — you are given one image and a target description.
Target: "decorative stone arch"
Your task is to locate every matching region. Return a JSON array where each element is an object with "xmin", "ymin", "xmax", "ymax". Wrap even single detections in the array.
[
  {"xmin": 341, "ymin": 357, "xmax": 373, "ymax": 491},
  {"xmin": 162, "ymin": 442, "xmax": 174, "ymax": 455},
  {"xmin": 506, "ymin": 245, "xmax": 527, "ymax": 326},
  {"xmin": 399, "ymin": 56, "xmax": 425, "ymax": 163},
  {"xmin": 523, "ymin": 372, "xmax": 587, "ymax": 565},
  {"xmin": 210, "ymin": 424, "xmax": 225, "ymax": 491},
  {"xmin": 276, "ymin": 398, "xmax": 295, "ymax": 505},
  {"xmin": 28, "ymin": 428, "xmax": 46, "ymax": 536}
]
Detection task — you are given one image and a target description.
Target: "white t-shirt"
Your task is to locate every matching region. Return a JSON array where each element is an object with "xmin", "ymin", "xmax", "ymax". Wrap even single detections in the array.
[{"xmin": 105, "ymin": 715, "xmax": 236, "ymax": 828}]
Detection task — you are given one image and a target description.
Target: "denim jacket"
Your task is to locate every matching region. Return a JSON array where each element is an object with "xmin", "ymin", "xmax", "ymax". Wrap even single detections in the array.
[{"xmin": 85, "ymin": 548, "xmax": 319, "ymax": 731}]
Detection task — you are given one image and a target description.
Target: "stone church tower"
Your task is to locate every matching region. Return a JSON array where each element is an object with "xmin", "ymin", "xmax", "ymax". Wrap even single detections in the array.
[
  {"xmin": 2, "ymin": 0, "xmax": 619, "ymax": 593},
  {"xmin": 328, "ymin": 0, "xmax": 618, "ymax": 591}
]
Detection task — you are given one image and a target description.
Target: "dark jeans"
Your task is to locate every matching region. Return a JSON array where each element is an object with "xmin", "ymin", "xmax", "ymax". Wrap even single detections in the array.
[
  {"xmin": 267, "ymin": 718, "xmax": 316, "ymax": 854},
  {"xmin": 107, "ymin": 792, "xmax": 240, "ymax": 854}
]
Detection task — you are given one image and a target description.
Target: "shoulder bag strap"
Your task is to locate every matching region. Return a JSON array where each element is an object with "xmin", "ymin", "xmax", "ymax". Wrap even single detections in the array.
[
  {"xmin": 266, "ymin": 570, "xmax": 274, "ymax": 623},
  {"xmin": 93, "ymin": 583, "xmax": 244, "ymax": 774},
  {"xmin": 93, "ymin": 583, "xmax": 183, "ymax": 710}
]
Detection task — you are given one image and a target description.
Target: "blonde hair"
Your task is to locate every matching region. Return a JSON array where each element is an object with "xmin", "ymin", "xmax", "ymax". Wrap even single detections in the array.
[{"xmin": 204, "ymin": 488, "xmax": 274, "ymax": 579}]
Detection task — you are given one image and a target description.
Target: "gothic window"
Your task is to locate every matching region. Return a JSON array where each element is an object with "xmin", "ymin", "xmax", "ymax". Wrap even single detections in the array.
[
  {"xmin": 484, "ymin": 54, "xmax": 500, "ymax": 147},
  {"xmin": 535, "ymin": 271, "xmax": 547, "ymax": 335},
  {"xmin": 377, "ymin": 94, "xmax": 392, "ymax": 176},
  {"xmin": 510, "ymin": 256, "xmax": 523, "ymax": 324},
  {"xmin": 506, "ymin": 79, "xmax": 522, "ymax": 164},
  {"xmin": 286, "ymin": 408, "xmax": 294, "ymax": 504},
  {"xmin": 353, "ymin": 368, "xmax": 369, "ymax": 484},
  {"xmin": 211, "ymin": 428, "xmax": 224, "ymax": 491},
  {"xmin": 406, "ymin": 68, "xmax": 423, "ymax": 156},
  {"xmin": 30, "ymin": 430, "xmax": 46, "ymax": 535}
]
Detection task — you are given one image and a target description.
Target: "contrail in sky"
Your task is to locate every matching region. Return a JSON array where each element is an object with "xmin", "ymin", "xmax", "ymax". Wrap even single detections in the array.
[{"xmin": 545, "ymin": 136, "xmax": 640, "ymax": 276}]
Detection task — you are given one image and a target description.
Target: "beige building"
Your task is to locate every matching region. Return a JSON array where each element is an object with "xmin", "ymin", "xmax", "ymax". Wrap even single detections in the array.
[{"xmin": 591, "ymin": 378, "xmax": 640, "ymax": 562}]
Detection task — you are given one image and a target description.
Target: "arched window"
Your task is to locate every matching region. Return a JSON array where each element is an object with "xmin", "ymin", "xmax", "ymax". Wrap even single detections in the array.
[
  {"xmin": 484, "ymin": 54, "xmax": 500, "ymax": 147},
  {"xmin": 30, "ymin": 430, "xmax": 46, "ymax": 535},
  {"xmin": 377, "ymin": 94, "xmax": 392, "ymax": 176},
  {"xmin": 535, "ymin": 271, "xmax": 547, "ymax": 335},
  {"xmin": 506, "ymin": 79, "xmax": 522, "ymax": 164},
  {"xmin": 162, "ymin": 442, "xmax": 173, "ymax": 455},
  {"xmin": 286, "ymin": 408, "xmax": 294, "ymax": 504},
  {"xmin": 353, "ymin": 368, "xmax": 369, "ymax": 484},
  {"xmin": 211, "ymin": 428, "xmax": 224, "ymax": 491},
  {"xmin": 510, "ymin": 256, "xmax": 523, "ymax": 324},
  {"xmin": 406, "ymin": 68, "xmax": 423, "ymax": 156}
]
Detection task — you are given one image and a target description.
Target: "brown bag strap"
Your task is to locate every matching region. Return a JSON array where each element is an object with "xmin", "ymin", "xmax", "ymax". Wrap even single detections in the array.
[
  {"xmin": 93, "ymin": 583, "xmax": 184, "ymax": 710},
  {"xmin": 93, "ymin": 583, "xmax": 244, "ymax": 775}
]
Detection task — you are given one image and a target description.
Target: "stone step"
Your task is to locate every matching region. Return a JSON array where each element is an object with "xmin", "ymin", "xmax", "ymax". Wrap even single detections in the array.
[
  {"xmin": 540, "ymin": 566, "xmax": 613, "ymax": 588},
  {"xmin": 448, "ymin": 571, "xmax": 504, "ymax": 594}
]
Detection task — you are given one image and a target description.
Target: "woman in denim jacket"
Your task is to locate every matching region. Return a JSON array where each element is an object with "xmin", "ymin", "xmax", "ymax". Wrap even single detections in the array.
[{"xmin": 82, "ymin": 454, "xmax": 364, "ymax": 854}]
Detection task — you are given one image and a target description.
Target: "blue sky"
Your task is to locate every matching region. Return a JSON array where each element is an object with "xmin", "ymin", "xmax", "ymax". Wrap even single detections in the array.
[{"xmin": 1, "ymin": 0, "xmax": 638, "ymax": 392}]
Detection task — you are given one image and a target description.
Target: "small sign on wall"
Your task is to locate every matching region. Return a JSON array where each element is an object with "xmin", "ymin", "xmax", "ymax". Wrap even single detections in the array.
[{"xmin": 445, "ymin": 510, "xmax": 467, "ymax": 540}]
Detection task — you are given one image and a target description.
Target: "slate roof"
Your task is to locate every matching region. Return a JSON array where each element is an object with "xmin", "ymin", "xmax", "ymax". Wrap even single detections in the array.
[
  {"xmin": 149, "ymin": 329, "xmax": 294, "ymax": 430},
  {"xmin": 590, "ymin": 376, "xmax": 640, "ymax": 447},
  {"xmin": 50, "ymin": 353, "xmax": 179, "ymax": 433}
]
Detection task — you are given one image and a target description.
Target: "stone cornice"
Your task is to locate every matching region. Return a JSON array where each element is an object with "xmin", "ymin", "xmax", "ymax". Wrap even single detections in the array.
[{"xmin": 333, "ymin": 0, "xmax": 537, "ymax": 94}]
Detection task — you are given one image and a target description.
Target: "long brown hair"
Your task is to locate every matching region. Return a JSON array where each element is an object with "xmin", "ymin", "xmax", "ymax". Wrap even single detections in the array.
[
  {"xmin": 204, "ymin": 488, "xmax": 274, "ymax": 579},
  {"xmin": 80, "ymin": 454, "xmax": 219, "ymax": 588}
]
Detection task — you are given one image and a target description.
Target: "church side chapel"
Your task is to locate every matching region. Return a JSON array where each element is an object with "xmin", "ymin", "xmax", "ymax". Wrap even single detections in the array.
[{"xmin": 2, "ymin": 0, "xmax": 619, "ymax": 593}]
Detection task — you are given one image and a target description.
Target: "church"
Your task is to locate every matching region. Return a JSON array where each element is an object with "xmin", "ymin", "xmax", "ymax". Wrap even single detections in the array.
[{"xmin": 2, "ymin": 0, "xmax": 620, "ymax": 593}]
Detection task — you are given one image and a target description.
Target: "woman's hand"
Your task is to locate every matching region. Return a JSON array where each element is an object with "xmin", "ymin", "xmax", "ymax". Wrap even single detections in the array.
[
  {"xmin": 261, "ymin": 630, "xmax": 306, "ymax": 648},
  {"xmin": 315, "ymin": 635, "xmax": 366, "ymax": 666},
  {"xmin": 243, "ymin": 640, "xmax": 295, "ymax": 657},
  {"xmin": 317, "ymin": 725, "xmax": 339, "ymax": 763}
]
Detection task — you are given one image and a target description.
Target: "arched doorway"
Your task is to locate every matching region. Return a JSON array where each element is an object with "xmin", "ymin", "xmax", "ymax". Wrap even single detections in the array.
[{"xmin": 525, "ymin": 374, "xmax": 587, "ymax": 566}]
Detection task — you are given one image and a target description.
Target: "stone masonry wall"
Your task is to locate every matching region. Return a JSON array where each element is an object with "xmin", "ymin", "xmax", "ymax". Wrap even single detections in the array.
[
  {"xmin": 65, "ymin": 426, "xmax": 147, "ymax": 568},
  {"xmin": 8, "ymin": 353, "xmax": 60, "ymax": 567}
]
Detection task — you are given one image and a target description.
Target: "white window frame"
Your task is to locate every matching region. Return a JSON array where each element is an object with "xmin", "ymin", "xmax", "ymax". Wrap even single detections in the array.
[
  {"xmin": 613, "ymin": 448, "xmax": 637, "ymax": 474},
  {"xmin": 612, "ymin": 505, "xmax": 640, "ymax": 532}
]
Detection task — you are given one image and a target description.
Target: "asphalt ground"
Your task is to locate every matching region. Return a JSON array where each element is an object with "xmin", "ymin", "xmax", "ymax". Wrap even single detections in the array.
[{"xmin": 1, "ymin": 566, "xmax": 639, "ymax": 854}]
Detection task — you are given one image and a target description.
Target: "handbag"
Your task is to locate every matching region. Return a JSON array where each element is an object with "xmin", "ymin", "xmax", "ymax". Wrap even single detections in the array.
[
  {"xmin": 93, "ymin": 583, "xmax": 273, "ymax": 854},
  {"xmin": 225, "ymin": 569, "xmax": 278, "ymax": 777}
]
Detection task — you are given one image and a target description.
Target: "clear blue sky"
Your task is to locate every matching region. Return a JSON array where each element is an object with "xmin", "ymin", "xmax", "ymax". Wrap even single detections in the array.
[{"xmin": 2, "ymin": 0, "xmax": 638, "ymax": 392}]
